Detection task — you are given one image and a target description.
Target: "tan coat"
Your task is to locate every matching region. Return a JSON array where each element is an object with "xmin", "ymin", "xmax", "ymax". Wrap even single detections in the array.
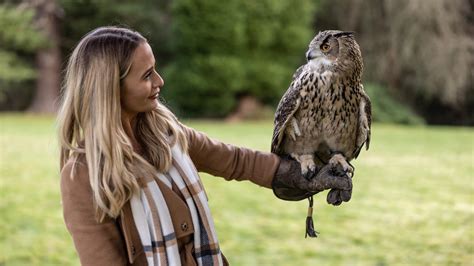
[{"xmin": 60, "ymin": 125, "xmax": 280, "ymax": 265}]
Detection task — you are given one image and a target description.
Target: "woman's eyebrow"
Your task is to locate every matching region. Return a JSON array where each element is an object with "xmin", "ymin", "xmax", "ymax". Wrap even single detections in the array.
[{"xmin": 141, "ymin": 66, "xmax": 154, "ymax": 78}]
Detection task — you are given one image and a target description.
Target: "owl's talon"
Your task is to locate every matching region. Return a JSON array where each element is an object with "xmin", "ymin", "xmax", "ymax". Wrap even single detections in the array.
[
  {"xmin": 329, "ymin": 153, "xmax": 352, "ymax": 177},
  {"xmin": 348, "ymin": 162, "xmax": 355, "ymax": 177},
  {"xmin": 297, "ymin": 154, "xmax": 316, "ymax": 180},
  {"xmin": 330, "ymin": 163, "xmax": 347, "ymax": 176},
  {"xmin": 303, "ymin": 168, "xmax": 317, "ymax": 180}
]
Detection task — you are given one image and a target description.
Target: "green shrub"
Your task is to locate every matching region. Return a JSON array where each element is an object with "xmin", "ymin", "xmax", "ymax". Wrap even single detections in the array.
[
  {"xmin": 163, "ymin": 0, "xmax": 316, "ymax": 118},
  {"xmin": 0, "ymin": 4, "xmax": 48, "ymax": 111},
  {"xmin": 364, "ymin": 83, "xmax": 425, "ymax": 125},
  {"xmin": 163, "ymin": 55, "xmax": 245, "ymax": 117}
]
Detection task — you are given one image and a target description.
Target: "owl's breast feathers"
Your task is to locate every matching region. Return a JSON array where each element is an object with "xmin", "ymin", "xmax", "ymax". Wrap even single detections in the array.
[{"xmin": 272, "ymin": 67, "xmax": 371, "ymax": 161}]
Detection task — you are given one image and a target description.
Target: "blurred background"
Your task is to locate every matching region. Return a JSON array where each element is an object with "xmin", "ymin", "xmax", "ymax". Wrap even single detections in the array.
[
  {"xmin": 0, "ymin": 0, "xmax": 473, "ymax": 265},
  {"xmin": 1, "ymin": 0, "xmax": 473, "ymax": 124}
]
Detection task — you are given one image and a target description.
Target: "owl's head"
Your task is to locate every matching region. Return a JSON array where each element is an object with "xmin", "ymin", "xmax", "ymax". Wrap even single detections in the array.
[{"xmin": 306, "ymin": 30, "xmax": 363, "ymax": 81}]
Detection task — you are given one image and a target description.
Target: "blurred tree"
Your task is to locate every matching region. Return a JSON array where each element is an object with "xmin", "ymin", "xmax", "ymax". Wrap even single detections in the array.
[
  {"xmin": 364, "ymin": 84, "xmax": 424, "ymax": 125},
  {"xmin": 163, "ymin": 0, "xmax": 315, "ymax": 118},
  {"xmin": 60, "ymin": 0, "xmax": 173, "ymax": 68},
  {"xmin": 27, "ymin": 0, "xmax": 62, "ymax": 113},
  {"xmin": 1, "ymin": 0, "xmax": 175, "ymax": 112},
  {"xmin": 0, "ymin": 3, "xmax": 47, "ymax": 110},
  {"xmin": 314, "ymin": 0, "xmax": 473, "ymax": 125}
]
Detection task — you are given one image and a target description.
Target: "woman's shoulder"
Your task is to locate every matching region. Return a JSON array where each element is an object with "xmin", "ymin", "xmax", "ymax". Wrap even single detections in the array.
[{"xmin": 60, "ymin": 154, "xmax": 89, "ymax": 189}]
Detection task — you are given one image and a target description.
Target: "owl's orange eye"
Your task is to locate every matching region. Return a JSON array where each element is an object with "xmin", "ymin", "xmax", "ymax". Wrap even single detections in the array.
[{"xmin": 321, "ymin": 43, "xmax": 330, "ymax": 52}]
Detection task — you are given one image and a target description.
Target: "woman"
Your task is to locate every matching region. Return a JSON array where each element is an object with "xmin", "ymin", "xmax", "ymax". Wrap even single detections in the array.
[{"xmin": 58, "ymin": 26, "xmax": 352, "ymax": 266}]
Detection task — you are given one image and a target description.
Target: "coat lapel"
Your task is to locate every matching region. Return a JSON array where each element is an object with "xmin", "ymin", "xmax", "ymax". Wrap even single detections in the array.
[
  {"xmin": 119, "ymin": 178, "xmax": 195, "ymax": 264},
  {"xmin": 120, "ymin": 202, "xmax": 144, "ymax": 264}
]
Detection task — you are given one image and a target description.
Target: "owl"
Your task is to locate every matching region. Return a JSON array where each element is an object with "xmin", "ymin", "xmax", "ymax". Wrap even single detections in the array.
[{"xmin": 271, "ymin": 30, "xmax": 371, "ymax": 183}]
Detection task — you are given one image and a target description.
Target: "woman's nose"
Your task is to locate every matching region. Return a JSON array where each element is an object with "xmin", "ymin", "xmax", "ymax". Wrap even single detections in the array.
[{"xmin": 153, "ymin": 71, "xmax": 164, "ymax": 87}]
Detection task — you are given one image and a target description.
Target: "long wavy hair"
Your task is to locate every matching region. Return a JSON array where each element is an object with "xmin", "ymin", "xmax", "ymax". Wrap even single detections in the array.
[{"xmin": 57, "ymin": 26, "xmax": 187, "ymax": 221}]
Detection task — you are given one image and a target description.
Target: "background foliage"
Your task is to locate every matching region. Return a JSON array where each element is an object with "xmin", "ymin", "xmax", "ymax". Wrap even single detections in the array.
[
  {"xmin": 315, "ymin": 0, "xmax": 473, "ymax": 124},
  {"xmin": 0, "ymin": 5, "xmax": 45, "ymax": 81},
  {"xmin": 0, "ymin": 3, "xmax": 47, "ymax": 110},
  {"xmin": 59, "ymin": 0, "xmax": 173, "ymax": 63},
  {"xmin": 163, "ymin": 0, "xmax": 315, "ymax": 117},
  {"xmin": 364, "ymin": 84, "xmax": 424, "ymax": 125},
  {"xmin": 0, "ymin": 0, "xmax": 472, "ymax": 124}
]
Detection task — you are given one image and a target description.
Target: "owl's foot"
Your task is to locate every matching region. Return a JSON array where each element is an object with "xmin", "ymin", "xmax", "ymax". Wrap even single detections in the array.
[
  {"xmin": 291, "ymin": 153, "xmax": 316, "ymax": 180},
  {"xmin": 302, "ymin": 165, "xmax": 317, "ymax": 180},
  {"xmin": 329, "ymin": 153, "xmax": 353, "ymax": 177}
]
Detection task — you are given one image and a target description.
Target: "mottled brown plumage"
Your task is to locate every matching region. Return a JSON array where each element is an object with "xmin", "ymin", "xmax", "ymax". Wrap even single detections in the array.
[{"xmin": 271, "ymin": 30, "xmax": 371, "ymax": 179}]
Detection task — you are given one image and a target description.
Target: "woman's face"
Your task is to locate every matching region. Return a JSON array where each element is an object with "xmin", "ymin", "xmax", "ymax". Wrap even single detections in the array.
[{"xmin": 121, "ymin": 42, "xmax": 164, "ymax": 118}]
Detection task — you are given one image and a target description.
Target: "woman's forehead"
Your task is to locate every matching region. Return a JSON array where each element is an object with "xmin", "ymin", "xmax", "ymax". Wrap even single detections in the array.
[{"xmin": 129, "ymin": 42, "xmax": 155, "ymax": 73}]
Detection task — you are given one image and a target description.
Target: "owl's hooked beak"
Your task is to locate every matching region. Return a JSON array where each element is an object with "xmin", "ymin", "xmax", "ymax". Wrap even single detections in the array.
[{"xmin": 306, "ymin": 48, "xmax": 321, "ymax": 62}]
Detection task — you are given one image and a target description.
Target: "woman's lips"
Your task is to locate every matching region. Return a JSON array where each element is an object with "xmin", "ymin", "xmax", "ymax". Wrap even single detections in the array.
[{"xmin": 148, "ymin": 91, "xmax": 159, "ymax": 99}]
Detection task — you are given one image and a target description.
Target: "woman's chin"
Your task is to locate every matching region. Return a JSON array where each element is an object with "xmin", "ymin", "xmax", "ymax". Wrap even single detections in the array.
[{"xmin": 148, "ymin": 99, "xmax": 159, "ymax": 110}]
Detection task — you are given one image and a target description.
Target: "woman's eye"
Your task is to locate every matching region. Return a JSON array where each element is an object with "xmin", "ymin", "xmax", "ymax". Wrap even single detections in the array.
[{"xmin": 144, "ymin": 72, "xmax": 152, "ymax": 80}]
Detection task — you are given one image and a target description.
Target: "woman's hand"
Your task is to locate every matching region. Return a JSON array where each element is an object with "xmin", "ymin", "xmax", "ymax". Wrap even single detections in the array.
[{"xmin": 272, "ymin": 158, "xmax": 352, "ymax": 205}]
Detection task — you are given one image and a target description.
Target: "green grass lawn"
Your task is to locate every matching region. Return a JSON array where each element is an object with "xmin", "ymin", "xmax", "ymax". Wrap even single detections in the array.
[{"xmin": 1, "ymin": 114, "xmax": 473, "ymax": 265}]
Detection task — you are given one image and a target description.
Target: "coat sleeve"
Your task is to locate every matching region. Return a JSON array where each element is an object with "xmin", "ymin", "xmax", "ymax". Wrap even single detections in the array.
[
  {"xmin": 60, "ymin": 159, "xmax": 128, "ymax": 266},
  {"xmin": 181, "ymin": 124, "xmax": 280, "ymax": 188}
]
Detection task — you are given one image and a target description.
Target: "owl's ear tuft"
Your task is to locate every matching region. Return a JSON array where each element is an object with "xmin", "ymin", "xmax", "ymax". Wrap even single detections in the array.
[{"xmin": 334, "ymin": 31, "xmax": 355, "ymax": 38}]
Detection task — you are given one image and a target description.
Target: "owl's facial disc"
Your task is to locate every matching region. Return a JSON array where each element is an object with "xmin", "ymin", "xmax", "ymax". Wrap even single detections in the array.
[{"xmin": 306, "ymin": 47, "xmax": 333, "ymax": 70}]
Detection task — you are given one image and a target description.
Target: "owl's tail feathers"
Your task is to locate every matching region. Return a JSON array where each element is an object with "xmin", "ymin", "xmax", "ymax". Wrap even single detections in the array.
[{"xmin": 305, "ymin": 196, "xmax": 319, "ymax": 238}]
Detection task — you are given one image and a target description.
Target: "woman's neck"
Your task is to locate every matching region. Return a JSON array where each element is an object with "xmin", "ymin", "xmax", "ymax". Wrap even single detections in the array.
[{"xmin": 121, "ymin": 112, "xmax": 143, "ymax": 154}]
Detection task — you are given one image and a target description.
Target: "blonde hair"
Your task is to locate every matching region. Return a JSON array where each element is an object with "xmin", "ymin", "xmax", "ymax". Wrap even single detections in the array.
[{"xmin": 57, "ymin": 26, "xmax": 187, "ymax": 221}]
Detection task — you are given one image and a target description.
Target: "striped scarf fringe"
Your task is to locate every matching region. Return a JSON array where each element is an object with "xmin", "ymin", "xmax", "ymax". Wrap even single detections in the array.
[{"xmin": 130, "ymin": 145, "xmax": 223, "ymax": 266}]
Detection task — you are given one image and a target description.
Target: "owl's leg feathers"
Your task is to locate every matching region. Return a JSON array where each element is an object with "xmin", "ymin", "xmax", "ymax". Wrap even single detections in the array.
[
  {"xmin": 289, "ymin": 130, "xmax": 296, "ymax": 141},
  {"xmin": 286, "ymin": 118, "xmax": 301, "ymax": 141},
  {"xmin": 291, "ymin": 118, "xmax": 301, "ymax": 138},
  {"xmin": 291, "ymin": 153, "xmax": 317, "ymax": 180},
  {"xmin": 329, "ymin": 153, "xmax": 354, "ymax": 177}
]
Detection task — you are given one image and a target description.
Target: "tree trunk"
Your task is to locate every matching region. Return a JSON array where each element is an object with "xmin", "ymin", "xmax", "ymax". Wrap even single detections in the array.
[{"xmin": 28, "ymin": 0, "xmax": 61, "ymax": 114}]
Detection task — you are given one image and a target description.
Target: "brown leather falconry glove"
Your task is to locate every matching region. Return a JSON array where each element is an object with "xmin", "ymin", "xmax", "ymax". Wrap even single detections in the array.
[{"xmin": 272, "ymin": 158, "xmax": 353, "ymax": 205}]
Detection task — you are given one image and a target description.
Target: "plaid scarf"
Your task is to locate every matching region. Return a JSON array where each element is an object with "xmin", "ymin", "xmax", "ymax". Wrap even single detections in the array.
[{"xmin": 130, "ymin": 145, "xmax": 224, "ymax": 266}]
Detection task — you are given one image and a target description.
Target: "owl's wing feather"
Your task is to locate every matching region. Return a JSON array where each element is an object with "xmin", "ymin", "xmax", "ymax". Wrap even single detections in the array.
[
  {"xmin": 364, "ymin": 90, "xmax": 372, "ymax": 150},
  {"xmin": 271, "ymin": 67, "xmax": 305, "ymax": 155},
  {"xmin": 353, "ymin": 86, "xmax": 372, "ymax": 158}
]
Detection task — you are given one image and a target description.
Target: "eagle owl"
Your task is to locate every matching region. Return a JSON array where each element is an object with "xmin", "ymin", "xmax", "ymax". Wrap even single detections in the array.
[{"xmin": 272, "ymin": 30, "xmax": 371, "ymax": 183}]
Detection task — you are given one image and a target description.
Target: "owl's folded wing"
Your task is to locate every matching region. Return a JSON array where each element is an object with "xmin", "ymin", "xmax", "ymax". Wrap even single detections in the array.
[
  {"xmin": 271, "ymin": 66, "xmax": 307, "ymax": 155},
  {"xmin": 354, "ymin": 86, "xmax": 372, "ymax": 158}
]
